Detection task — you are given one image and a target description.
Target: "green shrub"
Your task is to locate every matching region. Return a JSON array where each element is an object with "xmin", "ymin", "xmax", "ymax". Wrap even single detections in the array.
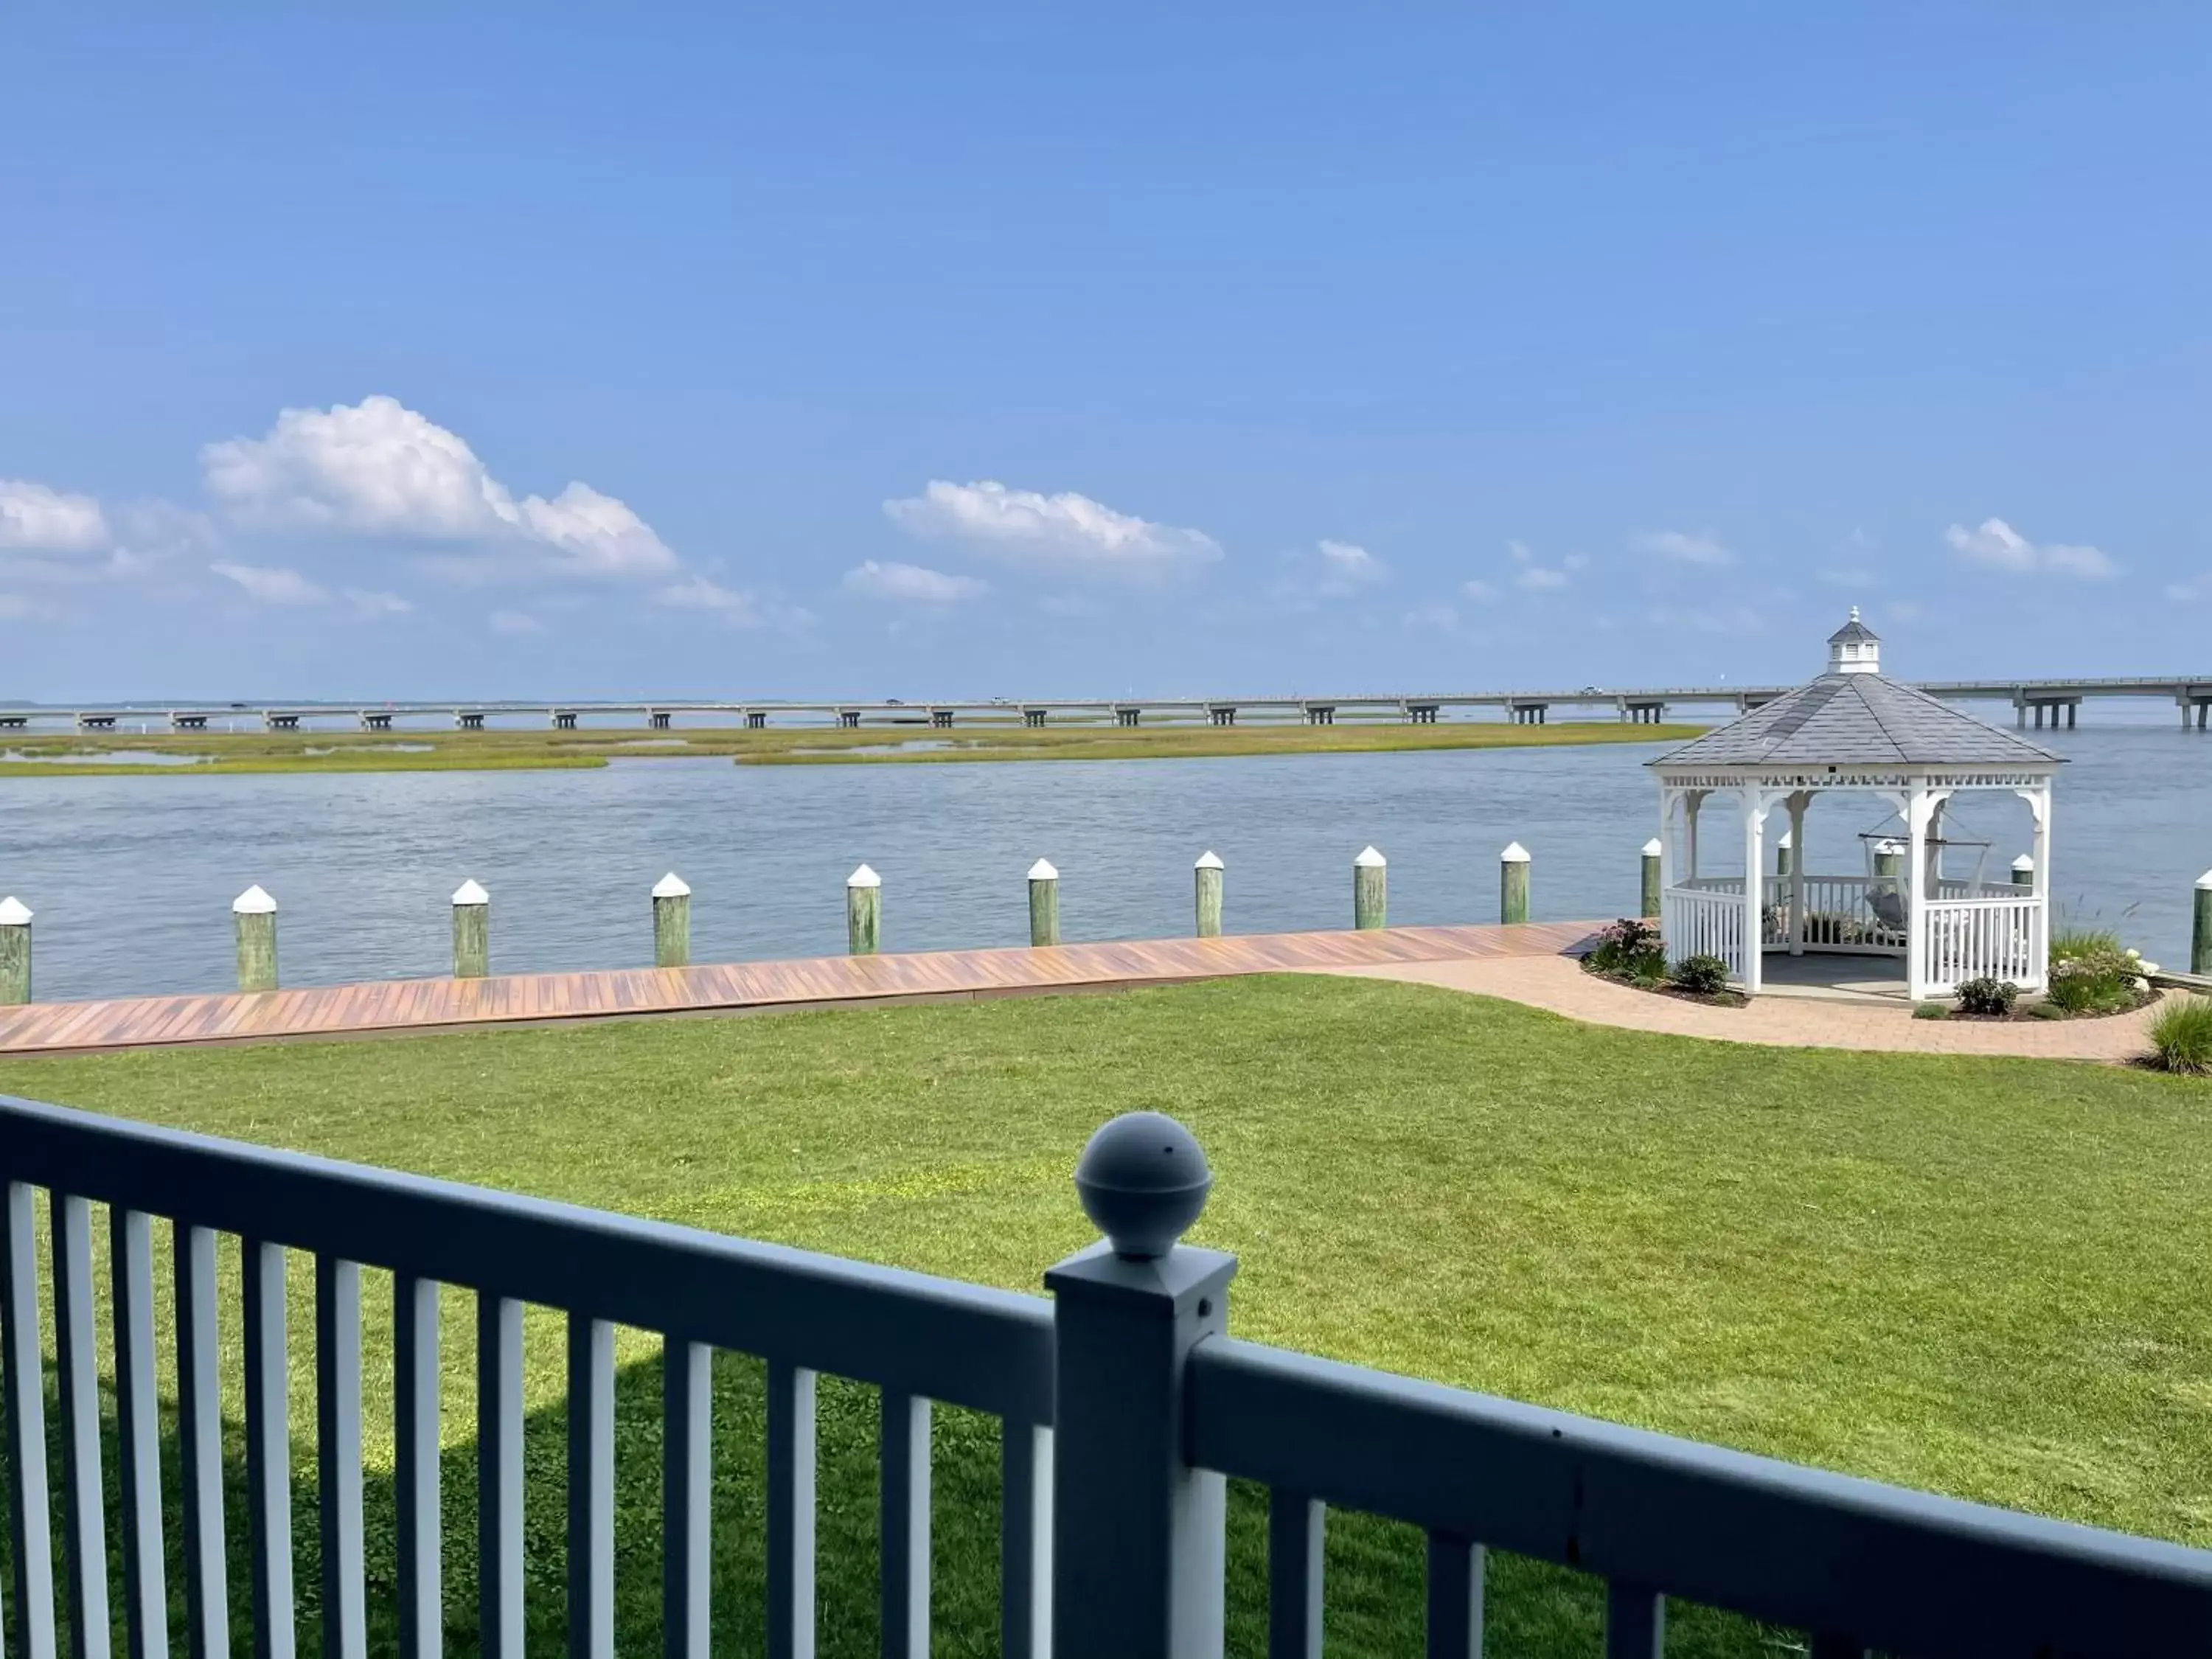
[
  {"xmin": 1955, "ymin": 976, "xmax": 2019, "ymax": 1018},
  {"xmin": 2047, "ymin": 946, "xmax": 2142, "ymax": 1015},
  {"xmin": 2146, "ymin": 998, "xmax": 2212, "ymax": 1074},
  {"xmin": 2051, "ymin": 924, "xmax": 2126, "ymax": 964},
  {"xmin": 1670, "ymin": 954, "xmax": 1730, "ymax": 996},
  {"xmin": 1586, "ymin": 917, "xmax": 1666, "ymax": 981},
  {"xmin": 1912, "ymin": 1002, "xmax": 1950, "ymax": 1020}
]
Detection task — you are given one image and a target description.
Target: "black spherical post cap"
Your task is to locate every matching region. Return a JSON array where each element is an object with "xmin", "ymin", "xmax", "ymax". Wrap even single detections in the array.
[{"xmin": 1074, "ymin": 1111, "xmax": 1212, "ymax": 1259}]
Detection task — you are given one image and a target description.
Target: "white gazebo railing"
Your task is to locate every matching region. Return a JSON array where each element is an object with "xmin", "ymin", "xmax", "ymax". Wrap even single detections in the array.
[
  {"xmin": 1919, "ymin": 893, "xmax": 2043, "ymax": 992},
  {"xmin": 1663, "ymin": 882, "xmax": 1747, "ymax": 967}
]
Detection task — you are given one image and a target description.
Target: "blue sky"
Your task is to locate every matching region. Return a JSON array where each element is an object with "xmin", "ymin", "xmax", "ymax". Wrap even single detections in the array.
[{"xmin": 1, "ymin": 7, "xmax": 2205, "ymax": 699}]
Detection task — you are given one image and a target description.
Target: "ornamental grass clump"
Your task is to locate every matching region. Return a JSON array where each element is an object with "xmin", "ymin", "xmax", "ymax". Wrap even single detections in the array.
[
  {"xmin": 2146, "ymin": 997, "xmax": 2212, "ymax": 1075},
  {"xmin": 2046, "ymin": 945, "xmax": 2147, "ymax": 1016}
]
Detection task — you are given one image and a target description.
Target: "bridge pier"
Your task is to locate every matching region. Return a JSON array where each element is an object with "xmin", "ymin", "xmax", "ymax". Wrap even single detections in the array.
[
  {"xmin": 172, "ymin": 714, "xmax": 207, "ymax": 731},
  {"xmin": 1402, "ymin": 703, "xmax": 1439, "ymax": 723},
  {"xmin": 1304, "ymin": 705, "xmax": 1335, "ymax": 726},
  {"xmin": 360, "ymin": 712, "xmax": 394, "ymax": 731},
  {"xmin": 837, "ymin": 709, "xmax": 862, "ymax": 729},
  {"xmin": 0, "ymin": 715, "xmax": 26, "ymax": 731},
  {"xmin": 650, "ymin": 711, "xmax": 674, "ymax": 730},
  {"xmin": 1620, "ymin": 700, "xmax": 1666, "ymax": 724},
  {"xmin": 1511, "ymin": 702, "xmax": 1548, "ymax": 725},
  {"xmin": 745, "ymin": 709, "xmax": 768, "ymax": 729},
  {"xmin": 1114, "ymin": 706, "xmax": 1141, "ymax": 727},
  {"xmin": 931, "ymin": 709, "xmax": 955, "ymax": 729},
  {"xmin": 2180, "ymin": 695, "xmax": 2212, "ymax": 731},
  {"xmin": 455, "ymin": 712, "xmax": 485, "ymax": 731},
  {"xmin": 1208, "ymin": 705, "xmax": 1237, "ymax": 726},
  {"xmin": 1023, "ymin": 708, "xmax": 1048, "ymax": 728},
  {"xmin": 265, "ymin": 712, "xmax": 300, "ymax": 732},
  {"xmin": 552, "ymin": 711, "xmax": 578, "ymax": 731}
]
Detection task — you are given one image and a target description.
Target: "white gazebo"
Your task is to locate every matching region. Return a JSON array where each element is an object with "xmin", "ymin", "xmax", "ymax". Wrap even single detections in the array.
[{"xmin": 1650, "ymin": 611, "xmax": 2062, "ymax": 1000}]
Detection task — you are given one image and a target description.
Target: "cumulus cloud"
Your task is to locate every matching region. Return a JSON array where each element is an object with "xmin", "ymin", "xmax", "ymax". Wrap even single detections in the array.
[
  {"xmin": 1945, "ymin": 517, "xmax": 2113, "ymax": 580},
  {"xmin": 211, "ymin": 560, "xmax": 330, "ymax": 605},
  {"xmin": 0, "ymin": 481, "xmax": 109, "ymax": 552},
  {"xmin": 1506, "ymin": 540, "xmax": 1573, "ymax": 591},
  {"xmin": 1634, "ymin": 529, "xmax": 1731, "ymax": 566},
  {"xmin": 1461, "ymin": 578, "xmax": 1497, "ymax": 602},
  {"xmin": 202, "ymin": 396, "xmax": 680, "ymax": 578},
  {"xmin": 344, "ymin": 588, "xmax": 412, "ymax": 619},
  {"xmin": 651, "ymin": 576, "xmax": 765, "ymax": 625},
  {"xmin": 1403, "ymin": 601, "xmax": 1460, "ymax": 631},
  {"xmin": 884, "ymin": 479, "xmax": 1220, "ymax": 576},
  {"xmin": 489, "ymin": 608, "xmax": 545, "ymax": 635},
  {"xmin": 843, "ymin": 560, "xmax": 988, "ymax": 604}
]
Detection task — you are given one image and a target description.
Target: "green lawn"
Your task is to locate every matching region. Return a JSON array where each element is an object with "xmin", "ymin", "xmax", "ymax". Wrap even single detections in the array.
[{"xmin": 1, "ymin": 977, "xmax": 2207, "ymax": 1656}]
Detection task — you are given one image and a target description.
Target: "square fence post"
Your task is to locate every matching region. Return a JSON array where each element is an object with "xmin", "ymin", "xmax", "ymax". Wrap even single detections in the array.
[{"xmin": 1046, "ymin": 1113, "xmax": 1234, "ymax": 1659}]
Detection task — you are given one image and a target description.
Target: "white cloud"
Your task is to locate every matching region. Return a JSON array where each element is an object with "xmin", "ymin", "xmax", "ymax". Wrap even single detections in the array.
[
  {"xmin": 202, "ymin": 396, "xmax": 680, "ymax": 578},
  {"xmin": 884, "ymin": 479, "xmax": 1221, "ymax": 576},
  {"xmin": 343, "ymin": 588, "xmax": 412, "ymax": 619},
  {"xmin": 0, "ymin": 481, "xmax": 109, "ymax": 552},
  {"xmin": 1316, "ymin": 540, "xmax": 1385, "ymax": 588},
  {"xmin": 1403, "ymin": 602, "xmax": 1459, "ymax": 631},
  {"xmin": 1634, "ymin": 529, "xmax": 1731, "ymax": 566},
  {"xmin": 1945, "ymin": 517, "xmax": 2114, "ymax": 580},
  {"xmin": 1461, "ymin": 579, "xmax": 1497, "ymax": 602},
  {"xmin": 489, "ymin": 608, "xmax": 544, "ymax": 635},
  {"xmin": 1516, "ymin": 566, "xmax": 1570, "ymax": 591},
  {"xmin": 651, "ymin": 577, "xmax": 763, "ymax": 625},
  {"xmin": 211, "ymin": 560, "xmax": 330, "ymax": 605},
  {"xmin": 842, "ymin": 560, "xmax": 988, "ymax": 604}
]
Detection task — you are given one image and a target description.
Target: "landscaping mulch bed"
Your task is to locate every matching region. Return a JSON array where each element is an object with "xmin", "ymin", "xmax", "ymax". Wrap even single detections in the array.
[{"xmin": 1581, "ymin": 962, "xmax": 1748, "ymax": 1009}]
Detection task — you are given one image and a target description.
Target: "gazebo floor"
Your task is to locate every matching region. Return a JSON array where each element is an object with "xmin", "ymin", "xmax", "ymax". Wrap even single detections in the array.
[{"xmin": 1755, "ymin": 950, "xmax": 1911, "ymax": 1003}]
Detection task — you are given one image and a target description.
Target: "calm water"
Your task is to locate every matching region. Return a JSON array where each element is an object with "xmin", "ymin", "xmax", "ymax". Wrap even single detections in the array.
[{"xmin": 0, "ymin": 728, "xmax": 2204, "ymax": 1001}]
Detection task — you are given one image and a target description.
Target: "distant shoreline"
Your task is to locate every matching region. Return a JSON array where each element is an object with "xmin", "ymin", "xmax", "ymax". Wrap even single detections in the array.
[{"xmin": 0, "ymin": 721, "xmax": 1707, "ymax": 777}]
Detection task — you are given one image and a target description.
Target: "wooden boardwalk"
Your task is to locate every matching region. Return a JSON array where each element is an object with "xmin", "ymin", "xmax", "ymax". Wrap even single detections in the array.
[{"xmin": 0, "ymin": 919, "xmax": 1596, "ymax": 1057}]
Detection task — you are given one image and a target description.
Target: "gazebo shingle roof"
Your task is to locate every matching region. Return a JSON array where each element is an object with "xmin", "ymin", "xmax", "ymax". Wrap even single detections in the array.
[{"xmin": 1652, "ymin": 674, "xmax": 2063, "ymax": 768}]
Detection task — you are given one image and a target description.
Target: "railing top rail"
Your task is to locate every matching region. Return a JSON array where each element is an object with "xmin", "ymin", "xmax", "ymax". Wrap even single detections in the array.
[
  {"xmin": 0, "ymin": 1095, "xmax": 1053, "ymax": 1421},
  {"xmin": 1186, "ymin": 1337, "xmax": 2212, "ymax": 1657}
]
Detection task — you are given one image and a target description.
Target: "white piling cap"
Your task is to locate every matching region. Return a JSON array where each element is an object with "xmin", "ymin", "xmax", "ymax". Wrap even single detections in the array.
[
  {"xmin": 1354, "ymin": 845, "xmax": 1387, "ymax": 868},
  {"xmin": 2015, "ymin": 855, "xmax": 2037, "ymax": 873},
  {"xmin": 451, "ymin": 879, "xmax": 490, "ymax": 906},
  {"xmin": 2197, "ymin": 868, "xmax": 2212, "ymax": 890},
  {"xmin": 1874, "ymin": 838, "xmax": 1904, "ymax": 855},
  {"xmin": 1641, "ymin": 838, "xmax": 1663, "ymax": 857},
  {"xmin": 1777, "ymin": 830, "xmax": 1793, "ymax": 849},
  {"xmin": 1194, "ymin": 850, "xmax": 1224, "ymax": 870},
  {"xmin": 1028, "ymin": 858, "xmax": 1059, "ymax": 881},
  {"xmin": 653, "ymin": 872, "xmax": 692, "ymax": 899},
  {"xmin": 0, "ymin": 897, "xmax": 29, "ymax": 926},
  {"xmin": 232, "ymin": 884, "xmax": 276, "ymax": 915},
  {"xmin": 847, "ymin": 863, "xmax": 881, "ymax": 888},
  {"xmin": 1500, "ymin": 841, "xmax": 1531, "ymax": 863}
]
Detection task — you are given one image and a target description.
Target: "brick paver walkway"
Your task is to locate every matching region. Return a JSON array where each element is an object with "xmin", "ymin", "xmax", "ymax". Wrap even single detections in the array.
[{"xmin": 1321, "ymin": 953, "xmax": 2167, "ymax": 1062}]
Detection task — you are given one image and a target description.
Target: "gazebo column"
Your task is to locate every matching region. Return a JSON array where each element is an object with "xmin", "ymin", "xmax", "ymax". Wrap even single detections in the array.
[
  {"xmin": 1741, "ymin": 791, "xmax": 1770, "ymax": 995},
  {"xmin": 2017, "ymin": 783, "xmax": 2053, "ymax": 990},
  {"xmin": 1786, "ymin": 790, "xmax": 1810, "ymax": 956},
  {"xmin": 1905, "ymin": 784, "xmax": 1933, "ymax": 1001},
  {"xmin": 1683, "ymin": 790, "xmax": 1705, "ymax": 882}
]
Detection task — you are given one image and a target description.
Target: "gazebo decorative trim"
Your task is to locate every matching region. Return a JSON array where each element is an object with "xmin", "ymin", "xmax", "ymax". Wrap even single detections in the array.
[{"xmin": 1648, "ymin": 611, "xmax": 2063, "ymax": 1001}]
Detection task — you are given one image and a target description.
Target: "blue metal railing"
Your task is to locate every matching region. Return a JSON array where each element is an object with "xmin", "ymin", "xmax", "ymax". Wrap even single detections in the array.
[{"xmin": 0, "ymin": 1094, "xmax": 2207, "ymax": 1659}]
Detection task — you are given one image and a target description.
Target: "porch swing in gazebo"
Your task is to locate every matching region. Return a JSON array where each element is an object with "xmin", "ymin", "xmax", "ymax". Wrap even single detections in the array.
[{"xmin": 1650, "ymin": 611, "xmax": 2062, "ymax": 1000}]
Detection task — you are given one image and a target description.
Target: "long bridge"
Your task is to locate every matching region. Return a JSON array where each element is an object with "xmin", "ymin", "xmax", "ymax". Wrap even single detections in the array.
[{"xmin": 11, "ymin": 675, "xmax": 2212, "ymax": 734}]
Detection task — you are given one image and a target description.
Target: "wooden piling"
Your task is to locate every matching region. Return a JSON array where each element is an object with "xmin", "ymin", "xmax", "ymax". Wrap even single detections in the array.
[
  {"xmin": 1194, "ymin": 851, "xmax": 1224, "ymax": 938},
  {"xmin": 2011, "ymin": 855, "xmax": 2034, "ymax": 890},
  {"xmin": 0, "ymin": 897, "xmax": 29, "ymax": 1005},
  {"xmin": 2194, "ymin": 870, "xmax": 2212, "ymax": 976},
  {"xmin": 847, "ymin": 864, "xmax": 882, "ymax": 955},
  {"xmin": 233, "ymin": 885, "xmax": 278, "ymax": 992},
  {"xmin": 653, "ymin": 872, "xmax": 692, "ymax": 968},
  {"xmin": 1500, "ymin": 841, "xmax": 1531, "ymax": 925},
  {"xmin": 451, "ymin": 880, "xmax": 490, "ymax": 978},
  {"xmin": 1354, "ymin": 846, "xmax": 1387, "ymax": 931},
  {"xmin": 1028, "ymin": 859, "xmax": 1061, "ymax": 947},
  {"xmin": 1641, "ymin": 838, "xmax": 1662, "ymax": 919}
]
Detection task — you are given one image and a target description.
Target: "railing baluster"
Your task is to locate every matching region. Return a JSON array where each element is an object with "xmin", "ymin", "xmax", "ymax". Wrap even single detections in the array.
[
  {"xmin": 3, "ymin": 1183, "xmax": 58, "ymax": 1659},
  {"xmin": 111, "ymin": 1209, "xmax": 168, "ymax": 1659},
  {"xmin": 766, "ymin": 1360, "xmax": 818, "ymax": 1659},
  {"xmin": 477, "ymin": 1295, "xmax": 525, "ymax": 1659},
  {"xmin": 661, "ymin": 1339, "xmax": 712, "ymax": 1659},
  {"xmin": 243, "ymin": 1237, "xmax": 296, "ymax": 1659},
  {"xmin": 879, "ymin": 1390, "xmax": 931, "ymax": 1659},
  {"xmin": 1268, "ymin": 1491, "xmax": 1324, "ymax": 1659},
  {"xmin": 394, "ymin": 1276, "xmax": 441, "ymax": 1659},
  {"xmin": 567, "ymin": 1315, "xmax": 615, "ymax": 1659},
  {"xmin": 1424, "ymin": 1531, "xmax": 1483, "ymax": 1659},
  {"xmin": 999, "ymin": 1422, "xmax": 1051, "ymax": 1659},
  {"xmin": 175, "ymin": 1225, "xmax": 229, "ymax": 1659},
  {"xmin": 315, "ymin": 1258, "xmax": 366, "ymax": 1659},
  {"xmin": 52, "ymin": 1195, "xmax": 112, "ymax": 1659},
  {"xmin": 1604, "ymin": 1581, "xmax": 1663, "ymax": 1659}
]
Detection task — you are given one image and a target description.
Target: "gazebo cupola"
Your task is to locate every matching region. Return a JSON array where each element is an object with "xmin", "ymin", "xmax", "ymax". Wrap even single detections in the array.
[{"xmin": 1649, "ymin": 612, "xmax": 2062, "ymax": 1000}]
